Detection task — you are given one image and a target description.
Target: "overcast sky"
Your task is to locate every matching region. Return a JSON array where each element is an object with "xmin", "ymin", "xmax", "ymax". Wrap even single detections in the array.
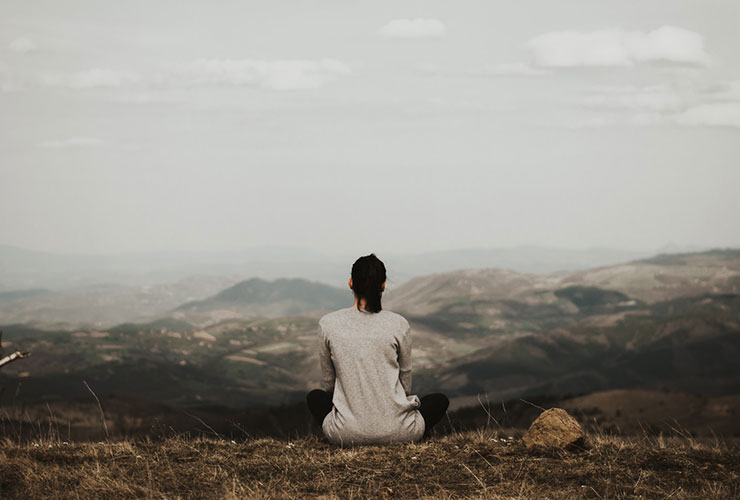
[{"xmin": 1, "ymin": 0, "xmax": 739, "ymax": 257}]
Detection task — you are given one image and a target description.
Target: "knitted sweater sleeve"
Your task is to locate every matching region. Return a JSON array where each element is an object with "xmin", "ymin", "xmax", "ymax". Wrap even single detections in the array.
[
  {"xmin": 318, "ymin": 321, "xmax": 336, "ymax": 393},
  {"xmin": 398, "ymin": 322, "xmax": 412, "ymax": 395}
]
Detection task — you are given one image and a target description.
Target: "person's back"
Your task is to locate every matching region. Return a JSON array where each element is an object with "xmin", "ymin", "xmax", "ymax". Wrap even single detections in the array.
[
  {"xmin": 318, "ymin": 306, "xmax": 424, "ymax": 445},
  {"xmin": 306, "ymin": 253, "xmax": 449, "ymax": 446}
]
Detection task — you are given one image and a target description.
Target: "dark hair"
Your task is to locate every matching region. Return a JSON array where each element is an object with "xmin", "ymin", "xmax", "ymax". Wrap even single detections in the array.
[{"xmin": 351, "ymin": 253, "xmax": 387, "ymax": 313}]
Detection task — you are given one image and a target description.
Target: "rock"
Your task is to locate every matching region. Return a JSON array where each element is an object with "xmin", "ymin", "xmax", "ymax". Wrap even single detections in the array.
[{"xmin": 522, "ymin": 408, "xmax": 585, "ymax": 449}]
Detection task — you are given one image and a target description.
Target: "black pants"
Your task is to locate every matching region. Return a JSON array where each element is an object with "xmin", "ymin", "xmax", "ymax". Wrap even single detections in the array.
[{"xmin": 306, "ymin": 389, "xmax": 449, "ymax": 437}]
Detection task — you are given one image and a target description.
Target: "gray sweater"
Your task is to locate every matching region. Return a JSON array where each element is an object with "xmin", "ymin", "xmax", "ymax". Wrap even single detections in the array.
[{"xmin": 318, "ymin": 306, "xmax": 425, "ymax": 445}]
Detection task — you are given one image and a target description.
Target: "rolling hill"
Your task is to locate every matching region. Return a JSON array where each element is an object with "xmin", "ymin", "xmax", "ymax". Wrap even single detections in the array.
[
  {"xmin": 171, "ymin": 277, "xmax": 350, "ymax": 325},
  {"xmin": 1, "ymin": 248, "xmax": 738, "ymax": 426},
  {"xmin": 0, "ymin": 276, "xmax": 240, "ymax": 327}
]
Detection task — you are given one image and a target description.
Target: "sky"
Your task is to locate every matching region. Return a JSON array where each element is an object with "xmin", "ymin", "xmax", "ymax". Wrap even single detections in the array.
[{"xmin": 1, "ymin": 0, "xmax": 739, "ymax": 257}]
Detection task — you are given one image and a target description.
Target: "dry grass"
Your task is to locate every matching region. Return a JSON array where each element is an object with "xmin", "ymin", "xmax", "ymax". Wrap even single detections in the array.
[{"xmin": 0, "ymin": 428, "xmax": 738, "ymax": 499}]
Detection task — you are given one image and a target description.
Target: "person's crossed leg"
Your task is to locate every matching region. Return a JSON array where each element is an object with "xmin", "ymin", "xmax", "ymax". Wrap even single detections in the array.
[
  {"xmin": 419, "ymin": 393, "xmax": 449, "ymax": 438},
  {"xmin": 307, "ymin": 389, "xmax": 449, "ymax": 438},
  {"xmin": 307, "ymin": 389, "xmax": 333, "ymax": 425}
]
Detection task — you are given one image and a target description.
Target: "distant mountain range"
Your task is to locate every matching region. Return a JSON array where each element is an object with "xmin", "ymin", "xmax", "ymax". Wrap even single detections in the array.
[
  {"xmin": 1, "ymin": 248, "xmax": 738, "ymax": 412},
  {"xmin": 171, "ymin": 278, "xmax": 350, "ymax": 324},
  {"xmin": 388, "ymin": 249, "xmax": 740, "ymax": 403},
  {"xmin": 0, "ymin": 276, "xmax": 240, "ymax": 328},
  {"xmin": 0, "ymin": 243, "xmax": 714, "ymax": 326},
  {"xmin": 0, "ymin": 243, "xmax": 704, "ymax": 293}
]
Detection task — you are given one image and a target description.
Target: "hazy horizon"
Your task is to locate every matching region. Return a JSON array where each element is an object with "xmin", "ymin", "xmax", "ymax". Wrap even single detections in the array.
[
  {"xmin": 0, "ymin": 240, "xmax": 720, "ymax": 294},
  {"xmin": 0, "ymin": 240, "xmax": 716, "ymax": 259},
  {"xmin": 2, "ymin": 0, "xmax": 739, "ymax": 256}
]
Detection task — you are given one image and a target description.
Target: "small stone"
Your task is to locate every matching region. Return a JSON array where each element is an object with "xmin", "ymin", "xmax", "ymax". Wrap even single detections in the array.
[{"xmin": 522, "ymin": 408, "xmax": 585, "ymax": 449}]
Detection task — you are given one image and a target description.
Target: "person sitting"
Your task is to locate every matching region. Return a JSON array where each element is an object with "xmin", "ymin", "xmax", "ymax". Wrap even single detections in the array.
[{"xmin": 306, "ymin": 253, "xmax": 449, "ymax": 445}]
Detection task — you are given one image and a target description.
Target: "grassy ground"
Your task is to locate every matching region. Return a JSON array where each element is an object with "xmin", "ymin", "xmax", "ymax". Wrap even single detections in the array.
[{"xmin": 0, "ymin": 429, "xmax": 738, "ymax": 499}]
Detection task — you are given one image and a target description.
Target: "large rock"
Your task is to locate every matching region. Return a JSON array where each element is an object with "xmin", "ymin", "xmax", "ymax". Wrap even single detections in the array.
[{"xmin": 522, "ymin": 408, "xmax": 585, "ymax": 449}]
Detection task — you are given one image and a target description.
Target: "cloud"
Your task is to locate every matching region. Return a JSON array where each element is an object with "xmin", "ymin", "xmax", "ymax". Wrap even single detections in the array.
[
  {"xmin": 631, "ymin": 113, "xmax": 664, "ymax": 126},
  {"xmin": 42, "ymin": 69, "xmax": 143, "ymax": 89},
  {"xmin": 579, "ymin": 84, "xmax": 684, "ymax": 112},
  {"xmin": 482, "ymin": 62, "xmax": 550, "ymax": 77},
  {"xmin": 711, "ymin": 80, "xmax": 740, "ymax": 101},
  {"xmin": 573, "ymin": 80, "xmax": 740, "ymax": 128},
  {"xmin": 526, "ymin": 26, "xmax": 709, "ymax": 68},
  {"xmin": 567, "ymin": 116, "xmax": 613, "ymax": 129},
  {"xmin": 40, "ymin": 59, "xmax": 353, "ymax": 91},
  {"xmin": 38, "ymin": 137, "xmax": 105, "ymax": 148},
  {"xmin": 168, "ymin": 58, "xmax": 352, "ymax": 90},
  {"xmin": 415, "ymin": 61, "xmax": 549, "ymax": 79},
  {"xmin": 673, "ymin": 102, "xmax": 740, "ymax": 128},
  {"xmin": 378, "ymin": 19, "xmax": 447, "ymax": 39},
  {"xmin": 9, "ymin": 37, "xmax": 37, "ymax": 54},
  {"xmin": 111, "ymin": 93, "xmax": 183, "ymax": 104},
  {"xmin": 568, "ymin": 97, "xmax": 740, "ymax": 129},
  {"xmin": 565, "ymin": 113, "xmax": 673, "ymax": 129}
]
